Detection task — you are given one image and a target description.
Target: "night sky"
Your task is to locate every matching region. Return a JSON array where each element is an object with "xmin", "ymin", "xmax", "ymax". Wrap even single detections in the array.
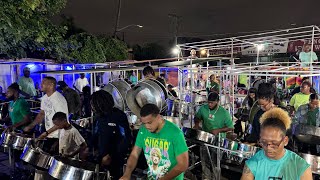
[{"xmin": 57, "ymin": 0, "xmax": 320, "ymax": 45}]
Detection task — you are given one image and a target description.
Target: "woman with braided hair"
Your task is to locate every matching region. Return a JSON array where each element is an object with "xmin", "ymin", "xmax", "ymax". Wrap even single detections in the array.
[
  {"xmin": 241, "ymin": 108, "xmax": 312, "ymax": 180},
  {"xmin": 90, "ymin": 90, "xmax": 132, "ymax": 179}
]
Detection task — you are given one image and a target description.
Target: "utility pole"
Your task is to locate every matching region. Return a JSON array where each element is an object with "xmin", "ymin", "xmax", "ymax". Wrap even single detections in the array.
[
  {"xmin": 113, "ymin": 0, "xmax": 122, "ymax": 37},
  {"xmin": 168, "ymin": 14, "xmax": 181, "ymax": 45}
]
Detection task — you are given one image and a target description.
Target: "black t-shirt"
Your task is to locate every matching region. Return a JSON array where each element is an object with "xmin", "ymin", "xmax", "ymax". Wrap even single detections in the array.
[{"xmin": 93, "ymin": 108, "xmax": 132, "ymax": 162}]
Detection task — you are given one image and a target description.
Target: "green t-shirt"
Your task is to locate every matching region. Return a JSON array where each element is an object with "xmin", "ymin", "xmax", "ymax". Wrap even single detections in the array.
[
  {"xmin": 289, "ymin": 92, "xmax": 310, "ymax": 111},
  {"xmin": 195, "ymin": 104, "xmax": 234, "ymax": 137},
  {"xmin": 307, "ymin": 107, "xmax": 319, "ymax": 126},
  {"xmin": 206, "ymin": 81, "xmax": 219, "ymax": 93},
  {"xmin": 238, "ymin": 75, "xmax": 248, "ymax": 86},
  {"xmin": 17, "ymin": 77, "xmax": 37, "ymax": 96},
  {"xmin": 135, "ymin": 120, "xmax": 188, "ymax": 180},
  {"xmin": 9, "ymin": 98, "xmax": 30, "ymax": 129}
]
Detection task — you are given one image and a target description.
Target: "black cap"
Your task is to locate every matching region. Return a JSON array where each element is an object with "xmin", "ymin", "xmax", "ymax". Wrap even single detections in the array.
[
  {"xmin": 208, "ymin": 92, "xmax": 219, "ymax": 101},
  {"xmin": 57, "ymin": 81, "xmax": 68, "ymax": 89}
]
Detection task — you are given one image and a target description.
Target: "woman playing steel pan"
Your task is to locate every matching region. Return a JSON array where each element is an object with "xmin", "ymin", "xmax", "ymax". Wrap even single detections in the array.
[
  {"xmin": 0, "ymin": 83, "xmax": 31, "ymax": 131},
  {"xmin": 241, "ymin": 108, "xmax": 312, "ymax": 180}
]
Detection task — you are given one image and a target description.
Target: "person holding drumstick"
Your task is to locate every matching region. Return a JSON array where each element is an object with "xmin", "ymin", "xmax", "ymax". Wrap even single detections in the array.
[{"xmin": 241, "ymin": 108, "xmax": 312, "ymax": 179}]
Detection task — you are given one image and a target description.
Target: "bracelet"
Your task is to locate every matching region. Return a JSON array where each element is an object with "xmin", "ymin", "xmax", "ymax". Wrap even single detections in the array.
[{"xmin": 45, "ymin": 131, "xmax": 49, "ymax": 135}]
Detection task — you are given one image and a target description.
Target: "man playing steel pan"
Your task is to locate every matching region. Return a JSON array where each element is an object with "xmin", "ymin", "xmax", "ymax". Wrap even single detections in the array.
[{"xmin": 193, "ymin": 92, "xmax": 234, "ymax": 179}]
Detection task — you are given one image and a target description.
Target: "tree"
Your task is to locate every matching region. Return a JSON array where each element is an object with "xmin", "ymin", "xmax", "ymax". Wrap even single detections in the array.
[
  {"xmin": 0, "ymin": 0, "xmax": 128, "ymax": 63},
  {"xmin": 0, "ymin": 0, "xmax": 67, "ymax": 58}
]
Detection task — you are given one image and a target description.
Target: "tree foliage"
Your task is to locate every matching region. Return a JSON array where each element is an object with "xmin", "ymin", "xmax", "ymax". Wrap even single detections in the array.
[{"xmin": 0, "ymin": 0, "xmax": 128, "ymax": 63}]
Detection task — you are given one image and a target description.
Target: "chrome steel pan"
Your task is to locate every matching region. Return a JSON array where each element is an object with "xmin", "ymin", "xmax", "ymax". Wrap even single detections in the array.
[
  {"xmin": 20, "ymin": 141, "xmax": 53, "ymax": 169},
  {"xmin": 293, "ymin": 124, "xmax": 320, "ymax": 145},
  {"xmin": 182, "ymin": 127, "xmax": 216, "ymax": 145},
  {"xmin": 102, "ymin": 79, "xmax": 131, "ymax": 111},
  {"xmin": 48, "ymin": 156, "xmax": 96, "ymax": 180},
  {"xmin": 299, "ymin": 153, "xmax": 320, "ymax": 173}
]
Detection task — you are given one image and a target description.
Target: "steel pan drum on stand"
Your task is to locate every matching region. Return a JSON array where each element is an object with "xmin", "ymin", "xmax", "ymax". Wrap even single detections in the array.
[
  {"xmin": 48, "ymin": 156, "xmax": 97, "ymax": 180},
  {"xmin": 102, "ymin": 79, "xmax": 131, "ymax": 111},
  {"xmin": 126, "ymin": 79, "xmax": 168, "ymax": 117},
  {"xmin": 293, "ymin": 124, "xmax": 320, "ymax": 145}
]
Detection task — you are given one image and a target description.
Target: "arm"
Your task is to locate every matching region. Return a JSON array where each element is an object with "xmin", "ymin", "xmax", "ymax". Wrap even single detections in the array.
[
  {"xmin": 38, "ymin": 125, "xmax": 60, "ymax": 139},
  {"xmin": 12, "ymin": 114, "xmax": 31, "ymax": 129},
  {"xmin": 159, "ymin": 152, "xmax": 188, "ymax": 180},
  {"xmin": 69, "ymin": 142, "xmax": 87, "ymax": 157},
  {"xmin": 211, "ymin": 127, "xmax": 234, "ymax": 135},
  {"xmin": 120, "ymin": 146, "xmax": 142, "ymax": 179},
  {"xmin": 240, "ymin": 164, "xmax": 254, "ymax": 180},
  {"xmin": 24, "ymin": 110, "xmax": 45, "ymax": 132},
  {"xmin": 300, "ymin": 167, "xmax": 312, "ymax": 180},
  {"xmin": 193, "ymin": 117, "xmax": 201, "ymax": 129}
]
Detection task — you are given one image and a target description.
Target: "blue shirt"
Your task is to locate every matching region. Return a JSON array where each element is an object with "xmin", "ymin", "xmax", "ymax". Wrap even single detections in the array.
[{"xmin": 246, "ymin": 149, "xmax": 310, "ymax": 179}]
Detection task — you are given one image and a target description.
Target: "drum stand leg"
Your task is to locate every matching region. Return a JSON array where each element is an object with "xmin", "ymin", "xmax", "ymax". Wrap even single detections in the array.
[{"xmin": 204, "ymin": 145, "xmax": 220, "ymax": 180}]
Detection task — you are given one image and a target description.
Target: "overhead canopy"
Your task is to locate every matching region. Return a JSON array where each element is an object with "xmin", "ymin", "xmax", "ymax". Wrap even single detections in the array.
[{"xmin": 160, "ymin": 57, "xmax": 234, "ymax": 67}]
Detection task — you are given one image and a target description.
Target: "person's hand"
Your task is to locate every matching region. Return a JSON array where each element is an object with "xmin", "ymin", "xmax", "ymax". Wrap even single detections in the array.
[
  {"xmin": 193, "ymin": 124, "xmax": 200, "ymax": 129},
  {"xmin": 37, "ymin": 132, "xmax": 47, "ymax": 140},
  {"xmin": 119, "ymin": 174, "xmax": 131, "ymax": 180},
  {"xmin": 23, "ymin": 126, "xmax": 32, "ymax": 133},
  {"xmin": 211, "ymin": 129, "xmax": 220, "ymax": 135}
]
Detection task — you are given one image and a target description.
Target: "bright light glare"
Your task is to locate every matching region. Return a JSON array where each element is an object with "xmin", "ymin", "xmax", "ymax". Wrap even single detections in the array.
[
  {"xmin": 257, "ymin": 44, "xmax": 264, "ymax": 51},
  {"xmin": 137, "ymin": 25, "xmax": 143, "ymax": 28},
  {"xmin": 200, "ymin": 49, "xmax": 207, "ymax": 55},
  {"xmin": 172, "ymin": 47, "xmax": 180, "ymax": 55}
]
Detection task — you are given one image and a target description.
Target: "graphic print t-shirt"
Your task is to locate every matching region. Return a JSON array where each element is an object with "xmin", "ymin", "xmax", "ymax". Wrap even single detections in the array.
[
  {"xmin": 246, "ymin": 149, "xmax": 310, "ymax": 180},
  {"xmin": 41, "ymin": 91, "xmax": 68, "ymax": 138},
  {"xmin": 135, "ymin": 120, "xmax": 188, "ymax": 180}
]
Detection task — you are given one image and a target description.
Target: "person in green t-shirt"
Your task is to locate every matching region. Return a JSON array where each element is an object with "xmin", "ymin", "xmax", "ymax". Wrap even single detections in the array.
[
  {"xmin": 206, "ymin": 74, "xmax": 220, "ymax": 94},
  {"xmin": 289, "ymin": 81, "xmax": 312, "ymax": 112},
  {"xmin": 194, "ymin": 92, "xmax": 234, "ymax": 179},
  {"xmin": 194, "ymin": 92, "xmax": 234, "ymax": 137},
  {"xmin": 120, "ymin": 104, "xmax": 188, "ymax": 180},
  {"xmin": 1, "ymin": 83, "xmax": 31, "ymax": 131}
]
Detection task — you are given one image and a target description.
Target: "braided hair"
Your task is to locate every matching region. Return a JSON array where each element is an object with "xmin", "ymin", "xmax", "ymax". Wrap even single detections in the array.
[{"xmin": 91, "ymin": 90, "xmax": 114, "ymax": 115}]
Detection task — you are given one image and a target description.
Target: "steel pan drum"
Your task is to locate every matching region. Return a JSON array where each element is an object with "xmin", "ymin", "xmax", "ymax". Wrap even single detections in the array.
[
  {"xmin": 293, "ymin": 124, "xmax": 320, "ymax": 145},
  {"xmin": 48, "ymin": 156, "xmax": 96, "ymax": 180},
  {"xmin": 0, "ymin": 131, "xmax": 16, "ymax": 148},
  {"xmin": 102, "ymin": 80, "xmax": 131, "ymax": 111},
  {"xmin": 163, "ymin": 116, "xmax": 181, "ymax": 128},
  {"xmin": 182, "ymin": 127, "xmax": 216, "ymax": 145},
  {"xmin": 20, "ymin": 141, "xmax": 53, "ymax": 169},
  {"xmin": 126, "ymin": 79, "xmax": 168, "ymax": 117},
  {"xmin": 12, "ymin": 133, "xmax": 32, "ymax": 150}
]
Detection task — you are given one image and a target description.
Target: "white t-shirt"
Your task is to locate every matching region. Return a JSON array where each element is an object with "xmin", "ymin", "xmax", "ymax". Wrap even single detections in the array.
[
  {"xmin": 41, "ymin": 91, "xmax": 68, "ymax": 138},
  {"xmin": 59, "ymin": 125, "xmax": 85, "ymax": 158},
  {"xmin": 74, "ymin": 78, "xmax": 89, "ymax": 92}
]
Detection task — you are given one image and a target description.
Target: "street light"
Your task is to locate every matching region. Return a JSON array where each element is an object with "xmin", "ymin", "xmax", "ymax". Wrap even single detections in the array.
[{"xmin": 116, "ymin": 24, "xmax": 143, "ymax": 32}]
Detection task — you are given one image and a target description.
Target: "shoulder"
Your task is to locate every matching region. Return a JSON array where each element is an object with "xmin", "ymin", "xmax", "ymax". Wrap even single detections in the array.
[
  {"xmin": 246, "ymin": 150, "xmax": 264, "ymax": 169},
  {"xmin": 165, "ymin": 120, "xmax": 181, "ymax": 131}
]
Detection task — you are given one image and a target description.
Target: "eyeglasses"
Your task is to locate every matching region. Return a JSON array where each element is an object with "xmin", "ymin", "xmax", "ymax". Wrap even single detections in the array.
[{"xmin": 258, "ymin": 137, "xmax": 285, "ymax": 149}]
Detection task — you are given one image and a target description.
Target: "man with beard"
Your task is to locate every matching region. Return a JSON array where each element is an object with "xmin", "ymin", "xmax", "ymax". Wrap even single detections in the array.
[
  {"xmin": 193, "ymin": 92, "xmax": 234, "ymax": 179},
  {"xmin": 1, "ymin": 83, "xmax": 31, "ymax": 131},
  {"xmin": 194, "ymin": 92, "xmax": 234, "ymax": 136},
  {"xmin": 120, "ymin": 104, "xmax": 188, "ymax": 180},
  {"xmin": 241, "ymin": 108, "xmax": 312, "ymax": 179},
  {"xmin": 17, "ymin": 67, "xmax": 37, "ymax": 97},
  {"xmin": 24, "ymin": 77, "xmax": 68, "ymax": 155}
]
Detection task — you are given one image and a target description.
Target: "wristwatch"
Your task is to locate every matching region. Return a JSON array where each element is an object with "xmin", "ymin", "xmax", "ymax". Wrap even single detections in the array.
[{"xmin": 45, "ymin": 131, "xmax": 49, "ymax": 136}]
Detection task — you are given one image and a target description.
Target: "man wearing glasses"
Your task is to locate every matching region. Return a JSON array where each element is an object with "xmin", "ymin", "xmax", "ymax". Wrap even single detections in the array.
[{"xmin": 241, "ymin": 108, "xmax": 312, "ymax": 179}]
